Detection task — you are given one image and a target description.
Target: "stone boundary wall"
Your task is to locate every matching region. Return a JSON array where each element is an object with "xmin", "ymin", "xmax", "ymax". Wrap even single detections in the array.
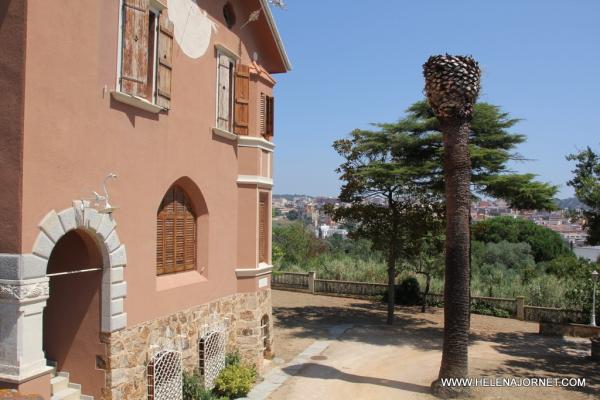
[
  {"xmin": 524, "ymin": 305, "xmax": 583, "ymax": 324},
  {"xmin": 539, "ymin": 321, "xmax": 600, "ymax": 338},
  {"xmin": 273, "ymin": 271, "xmax": 586, "ymax": 324},
  {"xmin": 314, "ymin": 279, "xmax": 387, "ymax": 297},
  {"xmin": 271, "ymin": 272, "xmax": 308, "ymax": 289},
  {"xmin": 101, "ymin": 289, "xmax": 272, "ymax": 400}
]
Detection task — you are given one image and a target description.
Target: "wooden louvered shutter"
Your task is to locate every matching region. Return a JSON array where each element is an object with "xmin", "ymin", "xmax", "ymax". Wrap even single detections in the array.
[
  {"xmin": 184, "ymin": 204, "xmax": 196, "ymax": 270},
  {"xmin": 260, "ymin": 93, "xmax": 266, "ymax": 136},
  {"xmin": 266, "ymin": 96, "xmax": 275, "ymax": 138},
  {"xmin": 156, "ymin": 208, "xmax": 164, "ymax": 275},
  {"xmin": 217, "ymin": 54, "xmax": 232, "ymax": 131},
  {"xmin": 157, "ymin": 187, "xmax": 196, "ymax": 275},
  {"xmin": 121, "ymin": 0, "xmax": 150, "ymax": 97},
  {"xmin": 156, "ymin": 13, "xmax": 174, "ymax": 109},
  {"xmin": 174, "ymin": 189, "xmax": 186, "ymax": 272},
  {"xmin": 258, "ymin": 193, "xmax": 268, "ymax": 263},
  {"xmin": 234, "ymin": 64, "xmax": 250, "ymax": 135}
]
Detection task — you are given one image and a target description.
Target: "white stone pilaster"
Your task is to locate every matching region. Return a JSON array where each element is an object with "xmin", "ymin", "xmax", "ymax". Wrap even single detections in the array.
[{"xmin": 0, "ymin": 278, "xmax": 52, "ymax": 382}]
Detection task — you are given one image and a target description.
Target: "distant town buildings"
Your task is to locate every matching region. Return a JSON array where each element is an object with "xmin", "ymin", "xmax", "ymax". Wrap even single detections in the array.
[
  {"xmin": 471, "ymin": 199, "xmax": 589, "ymax": 246},
  {"xmin": 273, "ymin": 195, "xmax": 347, "ymax": 237},
  {"xmin": 274, "ymin": 195, "xmax": 591, "ymax": 250}
]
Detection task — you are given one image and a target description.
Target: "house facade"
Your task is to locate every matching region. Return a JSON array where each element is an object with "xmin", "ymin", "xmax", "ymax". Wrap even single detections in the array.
[{"xmin": 0, "ymin": 0, "xmax": 290, "ymax": 398}]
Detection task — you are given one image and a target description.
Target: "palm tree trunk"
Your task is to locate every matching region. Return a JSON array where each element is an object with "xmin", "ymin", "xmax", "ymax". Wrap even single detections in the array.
[
  {"xmin": 423, "ymin": 53, "xmax": 479, "ymax": 398},
  {"xmin": 432, "ymin": 119, "xmax": 472, "ymax": 397}
]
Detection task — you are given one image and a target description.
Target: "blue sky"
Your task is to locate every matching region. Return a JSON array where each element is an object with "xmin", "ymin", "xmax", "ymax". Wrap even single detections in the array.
[{"xmin": 269, "ymin": 1, "xmax": 600, "ymax": 199}]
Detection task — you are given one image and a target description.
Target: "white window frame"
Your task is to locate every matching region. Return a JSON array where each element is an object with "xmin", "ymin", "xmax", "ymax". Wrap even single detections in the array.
[
  {"xmin": 147, "ymin": 6, "xmax": 161, "ymax": 104},
  {"xmin": 214, "ymin": 47, "xmax": 238, "ymax": 134}
]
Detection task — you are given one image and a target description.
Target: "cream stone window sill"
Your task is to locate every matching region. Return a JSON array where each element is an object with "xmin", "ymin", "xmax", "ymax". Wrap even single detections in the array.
[
  {"xmin": 212, "ymin": 127, "xmax": 238, "ymax": 141},
  {"xmin": 111, "ymin": 91, "xmax": 165, "ymax": 114},
  {"xmin": 235, "ymin": 263, "xmax": 273, "ymax": 278},
  {"xmin": 156, "ymin": 270, "xmax": 207, "ymax": 292},
  {"xmin": 237, "ymin": 135, "xmax": 275, "ymax": 152},
  {"xmin": 237, "ymin": 175, "xmax": 273, "ymax": 189}
]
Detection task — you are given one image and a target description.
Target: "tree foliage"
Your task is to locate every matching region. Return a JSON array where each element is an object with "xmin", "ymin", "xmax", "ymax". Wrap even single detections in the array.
[
  {"xmin": 272, "ymin": 222, "xmax": 325, "ymax": 266},
  {"xmin": 381, "ymin": 100, "xmax": 558, "ymax": 209},
  {"xmin": 567, "ymin": 146, "xmax": 600, "ymax": 245},
  {"xmin": 328, "ymin": 127, "xmax": 444, "ymax": 324},
  {"xmin": 406, "ymin": 233, "xmax": 445, "ymax": 311},
  {"xmin": 471, "ymin": 216, "xmax": 573, "ymax": 262}
]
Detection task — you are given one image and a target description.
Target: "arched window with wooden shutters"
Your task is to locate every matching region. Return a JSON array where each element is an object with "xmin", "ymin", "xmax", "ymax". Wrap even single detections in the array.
[{"xmin": 156, "ymin": 186, "xmax": 197, "ymax": 275}]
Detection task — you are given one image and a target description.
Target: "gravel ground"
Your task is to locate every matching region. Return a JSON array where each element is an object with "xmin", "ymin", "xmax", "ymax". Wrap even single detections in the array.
[{"xmin": 266, "ymin": 289, "xmax": 598, "ymax": 400}]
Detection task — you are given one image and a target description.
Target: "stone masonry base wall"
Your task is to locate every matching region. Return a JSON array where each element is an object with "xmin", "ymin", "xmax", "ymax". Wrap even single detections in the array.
[{"xmin": 101, "ymin": 289, "xmax": 273, "ymax": 400}]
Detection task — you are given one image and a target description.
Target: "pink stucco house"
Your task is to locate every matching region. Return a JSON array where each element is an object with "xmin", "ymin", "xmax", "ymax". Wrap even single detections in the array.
[{"xmin": 0, "ymin": 0, "xmax": 290, "ymax": 398}]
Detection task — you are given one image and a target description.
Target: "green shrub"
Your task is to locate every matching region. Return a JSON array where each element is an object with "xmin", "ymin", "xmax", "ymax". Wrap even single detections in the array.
[
  {"xmin": 397, "ymin": 277, "xmax": 421, "ymax": 305},
  {"xmin": 213, "ymin": 363, "xmax": 257, "ymax": 399},
  {"xmin": 381, "ymin": 277, "xmax": 421, "ymax": 305},
  {"xmin": 225, "ymin": 351, "xmax": 241, "ymax": 367},
  {"xmin": 183, "ymin": 371, "xmax": 228, "ymax": 400},
  {"xmin": 471, "ymin": 302, "xmax": 511, "ymax": 318}
]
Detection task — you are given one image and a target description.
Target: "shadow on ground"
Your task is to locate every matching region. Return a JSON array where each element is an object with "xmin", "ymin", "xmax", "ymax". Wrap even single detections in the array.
[
  {"xmin": 282, "ymin": 363, "xmax": 431, "ymax": 395},
  {"xmin": 273, "ymin": 301, "xmax": 444, "ymax": 351},
  {"xmin": 474, "ymin": 331, "xmax": 599, "ymax": 397}
]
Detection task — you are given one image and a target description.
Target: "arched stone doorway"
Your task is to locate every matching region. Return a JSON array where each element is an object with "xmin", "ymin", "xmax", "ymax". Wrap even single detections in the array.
[
  {"xmin": 0, "ymin": 201, "xmax": 128, "ymax": 394},
  {"xmin": 43, "ymin": 229, "xmax": 104, "ymax": 398}
]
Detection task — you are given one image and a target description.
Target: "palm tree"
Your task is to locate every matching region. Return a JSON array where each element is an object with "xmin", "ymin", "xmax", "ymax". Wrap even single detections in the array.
[{"xmin": 423, "ymin": 55, "xmax": 481, "ymax": 398}]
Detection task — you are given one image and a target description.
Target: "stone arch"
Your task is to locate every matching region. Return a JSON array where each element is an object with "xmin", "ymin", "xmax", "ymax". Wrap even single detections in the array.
[{"xmin": 31, "ymin": 200, "xmax": 127, "ymax": 332}]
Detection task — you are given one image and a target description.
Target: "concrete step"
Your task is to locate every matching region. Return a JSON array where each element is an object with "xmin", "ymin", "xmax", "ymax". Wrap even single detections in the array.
[
  {"xmin": 50, "ymin": 375, "xmax": 69, "ymax": 395},
  {"xmin": 80, "ymin": 395, "xmax": 94, "ymax": 400},
  {"xmin": 50, "ymin": 387, "xmax": 81, "ymax": 400}
]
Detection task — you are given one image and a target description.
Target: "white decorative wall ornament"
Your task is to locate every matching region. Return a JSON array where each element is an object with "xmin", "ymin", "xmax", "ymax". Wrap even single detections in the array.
[
  {"xmin": 90, "ymin": 173, "xmax": 119, "ymax": 215},
  {"xmin": 0, "ymin": 279, "xmax": 49, "ymax": 301},
  {"xmin": 168, "ymin": 0, "xmax": 217, "ymax": 59}
]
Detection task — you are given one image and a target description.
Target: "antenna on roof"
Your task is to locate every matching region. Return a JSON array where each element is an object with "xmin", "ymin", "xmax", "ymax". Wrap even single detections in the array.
[{"xmin": 269, "ymin": 0, "xmax": 287, "ymax": 9}]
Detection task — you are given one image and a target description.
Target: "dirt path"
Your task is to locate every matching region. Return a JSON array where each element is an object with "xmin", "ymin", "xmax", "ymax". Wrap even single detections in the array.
[{"xmin": 266, "ymin": 290, "xmax": 598, "ymax": 400}]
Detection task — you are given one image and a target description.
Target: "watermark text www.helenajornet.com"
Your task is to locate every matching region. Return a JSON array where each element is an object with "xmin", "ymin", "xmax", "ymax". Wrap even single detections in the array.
[{"xmin": 441, "ymin": 376, "xmax": 586, "ymax": 388}]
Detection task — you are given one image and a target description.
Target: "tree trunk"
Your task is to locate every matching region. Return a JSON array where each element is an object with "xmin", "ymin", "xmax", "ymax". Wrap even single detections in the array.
[
  {"xmin": 422, "ymin": 272, "xmax": 431, "ymax": 313},
  {"xmin": 432, "ymin": 119, "xmax": 471, "ymax": 397},
  {"xmin": 387, "ymin": 244, "xmax": 397, "ymax": 325}
]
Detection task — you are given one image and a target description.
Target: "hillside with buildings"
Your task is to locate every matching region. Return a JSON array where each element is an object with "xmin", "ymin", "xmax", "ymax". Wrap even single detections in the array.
[{"xmin": 274, "ymin": 194, "xmax": 599, "ymax": 260}]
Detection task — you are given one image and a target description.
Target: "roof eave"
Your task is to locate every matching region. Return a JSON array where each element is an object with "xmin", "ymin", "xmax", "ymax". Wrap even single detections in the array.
[{"xmin": 259, "ymin": 0, "xmax": 292, "ymax": 73}]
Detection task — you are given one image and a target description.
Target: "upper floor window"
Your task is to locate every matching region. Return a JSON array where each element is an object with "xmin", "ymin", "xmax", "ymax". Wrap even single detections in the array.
[
  {"xmin": 216, "ymin": 49, "xmax": 252, "ymax": 136},
  {"xmin": 120, "ymin": 0, "xmax": 173, "ymax": 109},
  {"xmin": 216, "ymin": 52, "xmax": 235, "ymax": 132},
  {"xmin": 156, "ymin": 186, "xmax": 197, "ymax": 275},
  {"xmin": 258, "ymin": 192, "xmax": 269, "ymax": 263},
  {"xmin": 260, "ymin": 93, "xmax": 275, "ymax": 139}
]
